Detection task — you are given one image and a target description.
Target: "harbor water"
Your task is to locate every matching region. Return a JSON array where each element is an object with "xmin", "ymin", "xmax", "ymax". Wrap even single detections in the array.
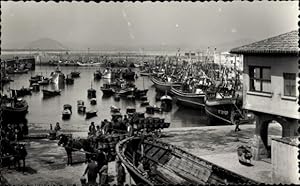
[{"xmin": 2, "ymin": 66, "xmax": 217, "ymax": 132}]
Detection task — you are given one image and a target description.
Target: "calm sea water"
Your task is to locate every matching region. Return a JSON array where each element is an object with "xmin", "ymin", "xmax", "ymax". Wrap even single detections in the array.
[{"xmin": 2, "ymin": 66, "xmax": 211, "ymax": 132}]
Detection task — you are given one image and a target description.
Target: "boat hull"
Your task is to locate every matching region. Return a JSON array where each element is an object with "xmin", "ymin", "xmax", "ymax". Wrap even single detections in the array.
[
  {"xmin": 171, "ymin": 87, "xmax": 205, "ymax": 109},
  {"xmin": 205, "ymin": 99, "xmax": 235, "ymax": 125},
  {"xmin": 42, "ymin": 90, "xmax": 61, "ymax": 97},
  {"xmin": 77, "ymin": 62, "xmax": 101, "ymax": 66},
  {"xmin": 150, "ymin": 77, "xmax": 181, "ymax": 93},
  {"xmin": 116, "ymin": 137, "xmax": 259, "ymax": 185}
]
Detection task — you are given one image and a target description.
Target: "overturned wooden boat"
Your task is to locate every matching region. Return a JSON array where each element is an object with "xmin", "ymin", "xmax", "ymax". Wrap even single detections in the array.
[{"xmin": 116, "ymin": 137, "xmax": 259, "ymax": 185}]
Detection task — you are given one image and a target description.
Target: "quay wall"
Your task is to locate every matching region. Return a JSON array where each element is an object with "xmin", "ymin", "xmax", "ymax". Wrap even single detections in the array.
[{"xmin": 271, "ymin": 137, "xmax": 299, "ymax": 184}]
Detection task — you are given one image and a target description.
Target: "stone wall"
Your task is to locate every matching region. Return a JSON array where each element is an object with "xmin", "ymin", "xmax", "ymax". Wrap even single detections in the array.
[{"xmin": 271, "ymin": 137, "xmax": 299, "ymax": 184}]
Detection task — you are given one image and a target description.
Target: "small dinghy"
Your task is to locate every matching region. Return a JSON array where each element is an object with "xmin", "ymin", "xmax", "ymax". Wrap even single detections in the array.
[
  {"xmin": 116, "ymin": 137, "xmax": 259, "ymax": 185},
  {"xmin": 86, "ymin": 109, "xmax": 97, "ymax": 119},
  {"xmin": 110, "ymin": 105, "xmax": 121, "ymax": 113},
  {"xmin": 62, "ymin": 104, "xmax": 72, "ymax": 120},
  {"xmin": 42, "ymin": 89, "xmax": 61, "ymax": 97},
  {"xmin": 126, "ymin": 107, "xmax": 136, "ymax": 116},
  {"xmin": 114, "ymin": 94, "xmax": 121, "ymax": 101},
  {"xmin": 90, "ymin": 98, "xmax": 97, "ymax": 105},
  {"xmin": 77, "ymin": 100, "xmax": 86, "ymax": 113},
  {"xmin": 160, "ymin": 95, "xmax": 173, "ymax": 112}
]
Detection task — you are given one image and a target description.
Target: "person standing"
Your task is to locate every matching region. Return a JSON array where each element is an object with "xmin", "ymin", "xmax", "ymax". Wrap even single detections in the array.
[
  {"xmin": 82, "ymin": 156, "xmax": 98, "ymax": 185},
  {"xmin": 89, "ymin": 122, "xmax": 96, "ymax": 136},
  {"xmin": 116, "ymin": 158, "xmax": 126, "ymax": 186},
  {"xmin": 54, "ymin": 122, "xmax": 61, "ymax": 132},
  {"xmin": 234, "ymin": 112, "xmax": 241, "ymax": 132}
]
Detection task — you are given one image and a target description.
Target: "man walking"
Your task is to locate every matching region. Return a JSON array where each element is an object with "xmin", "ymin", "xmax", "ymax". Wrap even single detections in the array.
[{"xmin": 82, "ymin": 156, "xmax": 98, "ymax": 185}]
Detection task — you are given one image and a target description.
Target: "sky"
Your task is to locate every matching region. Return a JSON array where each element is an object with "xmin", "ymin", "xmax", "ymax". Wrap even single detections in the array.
[{"xmin": 1, "ymin": 1, "xmax": 298, "ymax": 51}]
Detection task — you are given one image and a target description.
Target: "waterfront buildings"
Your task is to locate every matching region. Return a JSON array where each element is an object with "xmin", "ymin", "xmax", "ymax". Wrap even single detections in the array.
[{"xmin": 230, "ymin": 30, "xmax": 299, "ymax": 184}]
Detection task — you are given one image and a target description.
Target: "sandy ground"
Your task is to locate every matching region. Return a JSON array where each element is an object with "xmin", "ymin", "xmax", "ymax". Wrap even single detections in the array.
[{"xmin": 1, "ymin": 124, "xmax": 281, "ymax": 185}]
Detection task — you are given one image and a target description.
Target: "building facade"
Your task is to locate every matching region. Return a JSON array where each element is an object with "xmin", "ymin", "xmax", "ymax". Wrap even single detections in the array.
[{"xmin": 230, "ymin": 30, "xmax": 299, "ymax": 183}]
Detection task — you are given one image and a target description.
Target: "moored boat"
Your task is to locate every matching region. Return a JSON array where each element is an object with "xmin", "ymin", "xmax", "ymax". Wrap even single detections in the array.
[
  {"xmin": 65, "ymin": 74, "xmax": 74, "ymax": 85},
  {"xmin": 50, "ymin": 66, "xmax": 65, "ymax": 85},
  {"xmin": 160, "ymin": 94, "xmax": 173, "ymax": 112},
  {"xmin": 77, "ymin": 100, "xmax": 86, "ymax": 113},
  {"xmin": 116, "ymin": 137, "xmax": 259, "ymax": 185},
  {"xmin": 204, "ymin": 89, "xmax": 253, "ymax": 125},
  {"xmin": 102, "ymin": 68, "xmax": 112, "ymax": 79},
  {"xmin": 70, "ymin": 71, "xmax": 80, "ymax": 78},
  {"xmin": 150, "ymin": 76, "xmax": 181, "ymax": 93},
  {"xmin": 94, "ymin": 69, "xmax": 102, "ymax": 80},
  {"xmin": 77, "ymin": 61, "xmax": 102, "ymax": 66},
  {"xmin": 13, "ymin": 87, "xmax": 32, "ymax": 97},
  {"xmin": 110, "ymin": 105, "xmax": 121, "ymax": 113},
  {"xmin": 42, "ymin": 89, "xmax": 61, "ymax": 98},
  {"xmin": 38, "ymin": 77, "xmax": 50, "ymax": 85},
  {"xmin": 171, "ymin": 86, "xmax": 206, "ymax": 109},
  {"xmin": 6, "ymin": 68, "xmax": 29, "ymax": 74},
  {"xmin": 116, "ymin": 87, "xmax": 135, "ymax": 97},
  {"xmin": 101, "ymin": 84, "xmax": 115, "ymax": 96},
  {"xmin": 86, "ymin": 109, "xmax": 97, "ymax": 119},
  {"xmin": 62, "ymin": 104, "xmax": 72, "ymax": 120},
  {"xmin": 1, "ymin": 97, "xmax": 29, "ymax": 119}
]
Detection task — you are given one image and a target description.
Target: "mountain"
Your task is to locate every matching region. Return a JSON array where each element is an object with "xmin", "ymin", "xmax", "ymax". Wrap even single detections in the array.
[{"xmin": 24, "ymin": 38, "xmax": 68, "ymax": 50}]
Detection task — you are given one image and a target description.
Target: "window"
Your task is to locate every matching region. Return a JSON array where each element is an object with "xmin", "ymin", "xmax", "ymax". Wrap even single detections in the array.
[
  {"xmin": 249, "ymin": 66, "xmax": 271, "ymax": 93},
  {"xmin": 283, "ymin": 73, "xmax": 296, "ymax": 97}
]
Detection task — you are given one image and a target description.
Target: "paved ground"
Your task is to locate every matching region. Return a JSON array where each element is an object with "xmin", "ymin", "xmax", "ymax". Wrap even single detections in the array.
[{"xmin": 1, "ymin": 124, "xmax": 281, "ymax": 185}]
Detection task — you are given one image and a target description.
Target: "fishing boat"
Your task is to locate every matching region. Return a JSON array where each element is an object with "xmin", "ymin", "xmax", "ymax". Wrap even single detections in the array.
[
  {"xmin": 65, "ymin": 74, "xmax": 74, "ymax": 85},
  {"xmin": 160, "ymin": 94, "xmax": 173, "ymax": 112},
  {"xmin": 110, "ymin": 105, "xmax": 121, "ymax": 113},
  {"xmin": 101, "ymin": 84, "xmax": 115, "ymax": 96},
  {"xmin": 77, "ymin": 61, "xmax": 102, "ymax": 66},
  {"xmin": 116, "ymin": 87, "xmax": 135, "ymax": 97},
  {"xmin": 87, "ymin": 82, "xmax": 97, "ymax": 99},
  {"xmin": 116, "ymin": 137, "xmax": 259, "ymax": 185},
  {"xmin": 6, "ymin": 68, "xmax": 29, "ymax": 74},
  {"xmin": 86, "ymin": 109, "xmax": 97, "ymax": 119},
  {"xmin": 50, "ymin": 66, "xmax": 65, "ymax": 85},
  {"xmin": 204, "ymin": 89, "xmax": 253, "ymax": 125},
  {"xmin": 122, "ymin": 70, "xmax": 135, "ymax": 81},
  {"xmin": 0, "ymin": 76, "xmax": 13, "ymax": 85},
  {"xmin": 1, "ymin": 97, "xmax": 29, "ymax": 119},
  {"xmin": 70, "ymin": 71, "xmax": 80, "ymax": 78},
  {"xmin": 90, "ymin": 98, "xmax": 97, "ymax": 105},
  {"xmin": 42, "ymin": 89, "xmax": 61, "ymax": 98},
  {"xmin": 29, "ymin": 75, "xmax": 43, "ymax": 85},
  {"xmin": 12, "ymin": 87, "xmax": 32, "ymax": 97},
  {"xmin": 171, "ymin": 86, "xmax": 206, "ymax": 109},
  {"xmin": 94, "ymin": 69, "xmax": 102, "ymax": 80},
  {"xmin": 38, "ymin": 76, "xmax": 50, "ymax": 85},
  {"xmin": 102, "ymin": 68, "xmax": 112, "ymax": 79},
  {"xmin": 62, "ymin": 104, "xmax": 72, "ymax": 120},
  {"xmin": 150, "ymin": 76, "xmax": 181, "ymax": 93},
  {"xmin": 77, "ymin": 100, "xmax": 86, "ymax": 113}
]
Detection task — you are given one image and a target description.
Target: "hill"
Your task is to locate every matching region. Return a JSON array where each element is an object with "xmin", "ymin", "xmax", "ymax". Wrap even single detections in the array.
[{"xmin": 24, "ymin": 38, "xmax": 68, "ymax": 50}]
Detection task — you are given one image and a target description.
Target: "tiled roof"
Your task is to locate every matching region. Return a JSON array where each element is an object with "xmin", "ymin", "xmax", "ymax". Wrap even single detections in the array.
[{"xmin": 230, "ymin": 30, "xmax": 299, "ymax": 55}]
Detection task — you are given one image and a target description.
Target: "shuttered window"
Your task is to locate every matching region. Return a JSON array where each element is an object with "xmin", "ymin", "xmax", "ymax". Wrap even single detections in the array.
[
  {"xmin": 249, "ymin": 66, "xmax": 271, "ymax": 93},
  {"xmin": 283, "ymin": 73, "xmax": 296, "ymax": 97}
]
